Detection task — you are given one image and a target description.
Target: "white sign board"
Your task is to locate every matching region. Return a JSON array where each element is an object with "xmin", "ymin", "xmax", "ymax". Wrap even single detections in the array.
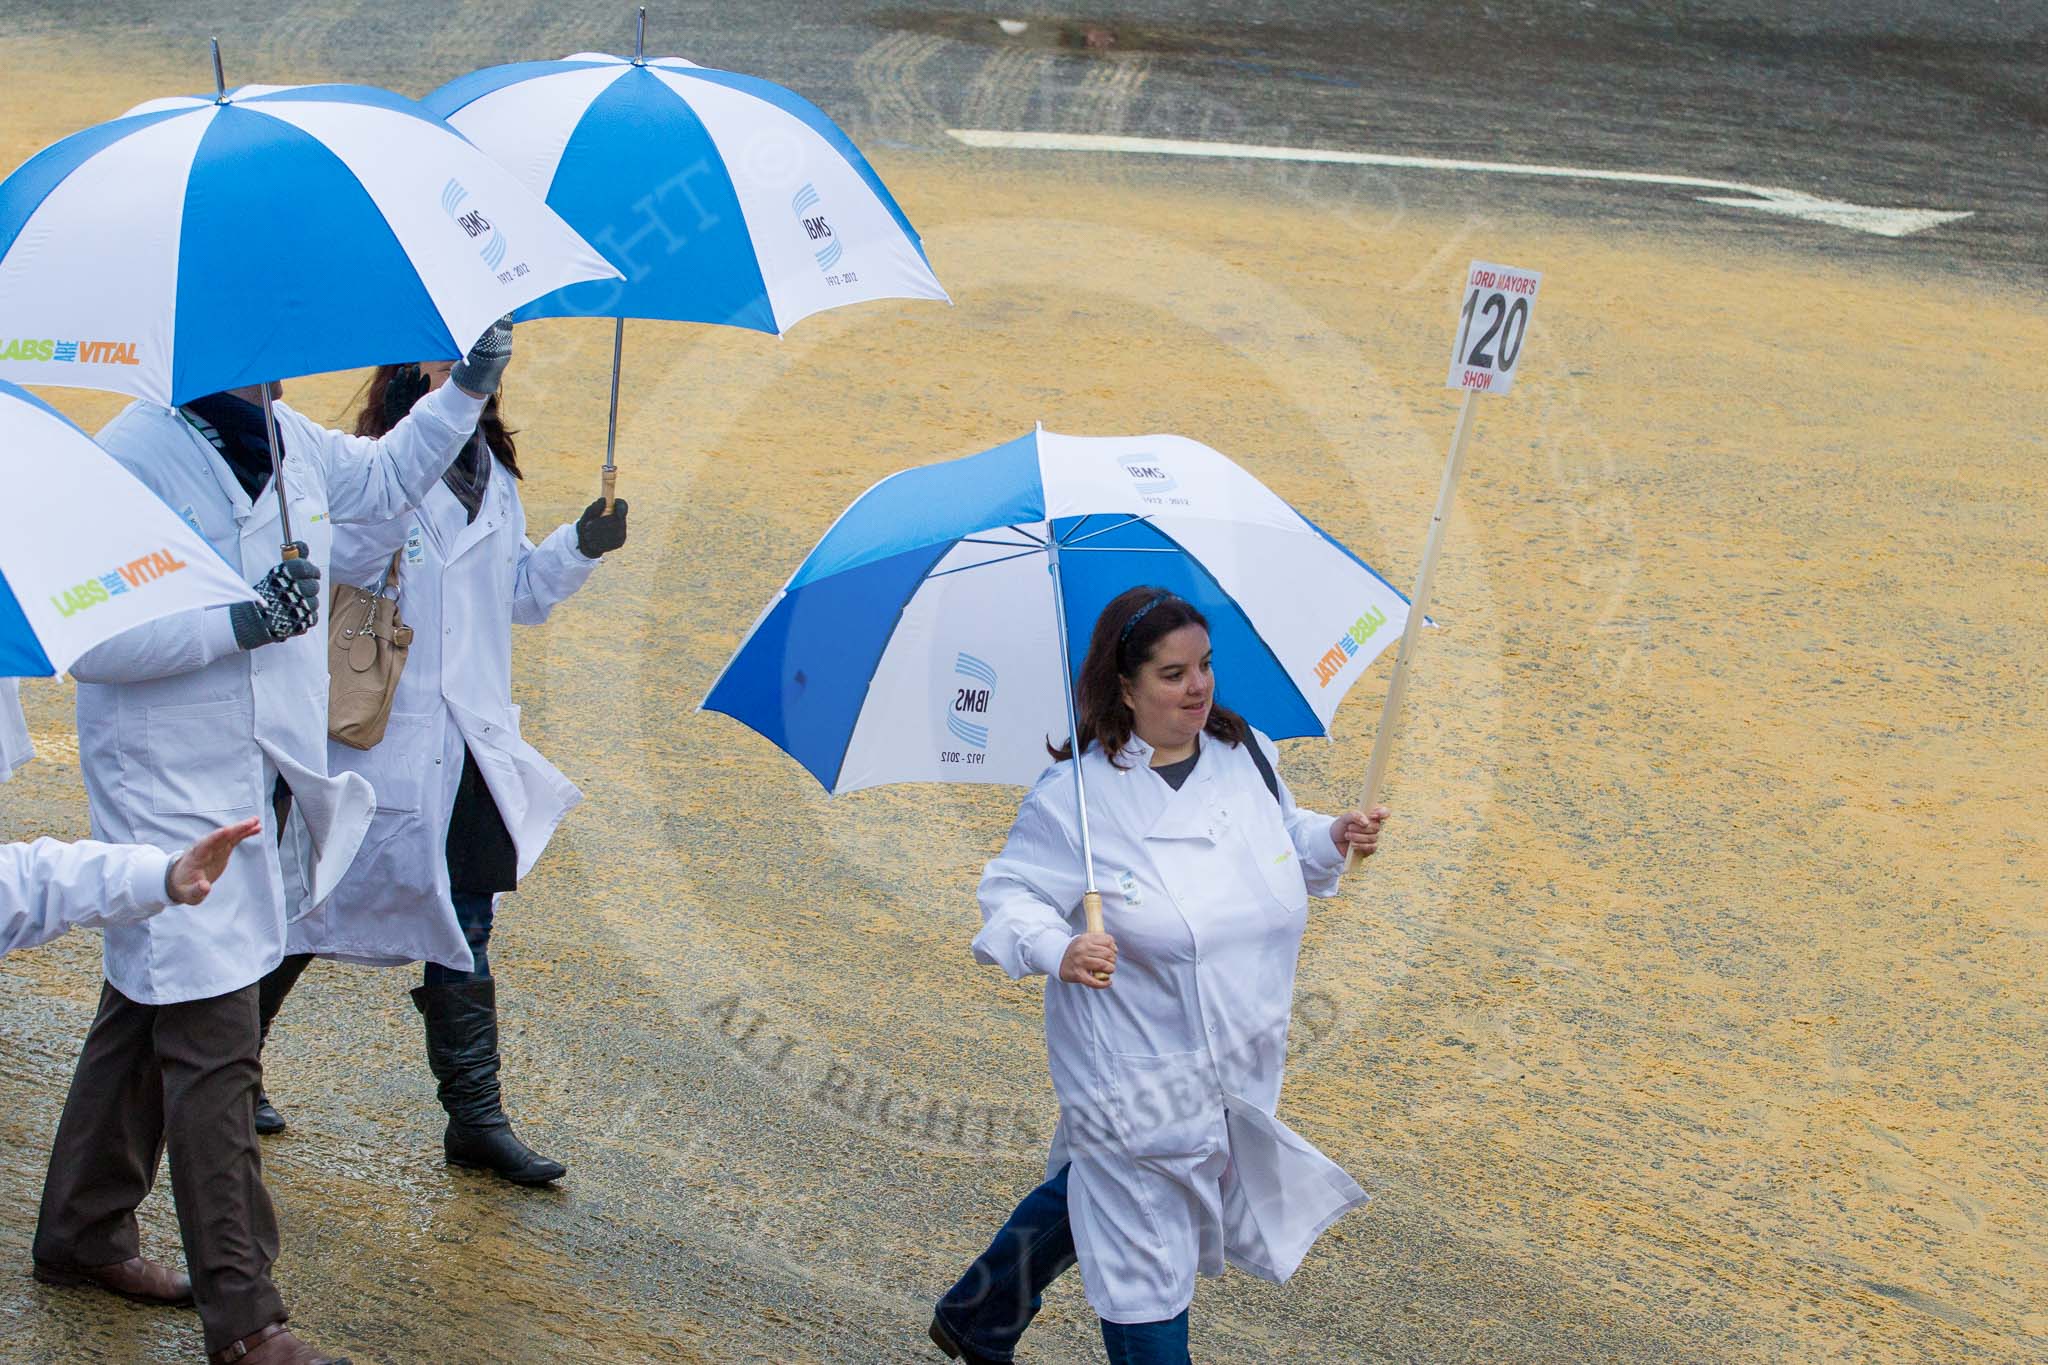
[{"xmin": 1446, "ymin": 260, "xmax": 1542, "ymax": 395}]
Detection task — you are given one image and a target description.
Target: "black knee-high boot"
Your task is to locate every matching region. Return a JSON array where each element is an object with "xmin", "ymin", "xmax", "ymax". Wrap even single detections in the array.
[
  {"xmin": 411, "ymin": 978, "xmax": 565, "ymax": 1185},
  {"xmin": 253, "ymin": 952, "xmax": 313, "ymax": 1135}
]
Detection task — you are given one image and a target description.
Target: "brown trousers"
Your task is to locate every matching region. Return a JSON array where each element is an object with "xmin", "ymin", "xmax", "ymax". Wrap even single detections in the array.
[{"xmin": 33, "ymin": 979, "xmax": 287, "ymax": 1355}]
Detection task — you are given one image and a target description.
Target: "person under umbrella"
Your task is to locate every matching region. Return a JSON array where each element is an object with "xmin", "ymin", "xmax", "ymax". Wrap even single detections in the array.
[
  {"xmin": 930, "ymin": 588, "xmax": 1387, "ymax": 1365},
  {"xmin": 257, "ymin": 353, "xmax": 626, "ymax": 1184},
  {"xmin": 29, "ymin": 324, "xmax": 514, "ymax": 1365}
]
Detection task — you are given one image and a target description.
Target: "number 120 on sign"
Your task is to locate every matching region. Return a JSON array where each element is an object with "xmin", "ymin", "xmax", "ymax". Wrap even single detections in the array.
[{"xmin": 1447, "ymin": 261, "xmax": 1542, "ymax": 395}]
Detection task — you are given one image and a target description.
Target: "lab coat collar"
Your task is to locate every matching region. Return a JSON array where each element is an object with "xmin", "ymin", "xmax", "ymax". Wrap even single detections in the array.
[
  {"xmin": 1141, "ymin": 734, "xmax": 1220, "ymax": 843},
  {"xmin": 177, "ymin": 408, "xmax": 257, "ymax": 524},
  {"xmin": 443, "ymin": 470, "xmax": 505, "ymax": 565}
]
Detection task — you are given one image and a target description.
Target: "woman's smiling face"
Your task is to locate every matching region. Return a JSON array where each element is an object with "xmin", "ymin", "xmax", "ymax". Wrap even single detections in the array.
[{"xmin": 1120, "ymin": 623, "xmax": 1213, "ymax": 756}]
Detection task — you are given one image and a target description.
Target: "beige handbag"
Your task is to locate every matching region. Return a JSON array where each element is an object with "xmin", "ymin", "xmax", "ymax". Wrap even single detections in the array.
[{"xmin": 327, "ymin": 551, "xmax": 413, "ymax": 750}]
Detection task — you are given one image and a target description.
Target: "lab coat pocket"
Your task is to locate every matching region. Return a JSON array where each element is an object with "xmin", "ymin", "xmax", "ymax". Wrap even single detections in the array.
[
  {"xmin": 145, "ymin": 698, "xmax": 254, "ymax": 815},
  {"xmin": 1239, "ymin": 814, "xmax": 1308, "ymax": 917},
  {"xmin": 1107, "ymin": 1049, "xmax": 1226, "ymax": 1163},
  {"xmin": 368, "ymin": 712, "xmax": 436, "ymax": 813}
]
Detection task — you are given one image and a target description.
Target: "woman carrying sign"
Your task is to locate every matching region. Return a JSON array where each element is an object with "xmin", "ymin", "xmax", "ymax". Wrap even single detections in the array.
[{"xmin": 931, "ymin": 588, "xmax": 1387, "ymax": 1365}]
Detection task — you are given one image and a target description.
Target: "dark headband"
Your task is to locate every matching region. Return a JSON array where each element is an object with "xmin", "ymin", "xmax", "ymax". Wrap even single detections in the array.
[{"xmin": 1118, "ymin": 592, "xmax": 1175, "ymax": 647}]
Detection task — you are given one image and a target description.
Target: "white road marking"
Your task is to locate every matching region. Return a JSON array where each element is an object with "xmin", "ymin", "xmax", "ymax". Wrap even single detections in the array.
[{"xmin": 946, "ymin": 129, "xmax": 1974, "ymax": 239}]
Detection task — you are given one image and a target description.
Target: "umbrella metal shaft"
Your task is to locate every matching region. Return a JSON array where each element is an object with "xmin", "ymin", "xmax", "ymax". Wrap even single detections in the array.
[
  {"xmin": 602, "ymin": 316, "xmax": 624, "ymax": 510},
  {"xmin": 1047, "ymin": 534, "xmax": 1107, "ymax": 951},
  {"xmin": 259, "ymin": 382, "xmax": 296, "ymax": 553}
]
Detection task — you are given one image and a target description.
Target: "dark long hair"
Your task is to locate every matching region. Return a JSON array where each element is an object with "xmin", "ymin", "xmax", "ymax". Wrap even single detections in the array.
[
  {"xmin": 1050, "ymin": 586, "xmax": 1250, "ymax": 766},
  {"xmin": 356, "ymin": 365, "xmax": 521, "ymax": 478}
]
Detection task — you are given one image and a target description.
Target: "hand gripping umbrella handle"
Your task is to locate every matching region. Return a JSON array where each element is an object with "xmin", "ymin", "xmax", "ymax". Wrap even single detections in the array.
[
  {"xmin": 601, "ymin": 465, "xmax": 618, "ymax": 513},
  {"xmin": 1082, "ymin": 891, "xmax": 1108, "ymax": 984}
]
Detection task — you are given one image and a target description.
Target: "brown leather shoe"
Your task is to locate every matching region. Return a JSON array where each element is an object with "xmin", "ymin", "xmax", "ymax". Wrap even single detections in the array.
[
  {"xmin": 210, "ymin": 1322, "xmax": 352, "ymax": 1365},
  {"xmin": 33, "ymin": 1254, "xmax": 193, "ymax": 1306}
]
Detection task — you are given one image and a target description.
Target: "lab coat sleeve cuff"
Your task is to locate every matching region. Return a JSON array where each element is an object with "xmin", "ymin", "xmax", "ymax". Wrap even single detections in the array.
[
  {"xmin": 1022, "ymin": 927, "xmax": 1078, "ymax": 979},
  {"xmin": 200, "ymin": 605, "xmax": 244, "ymax": 661},
  {"xmin": 1301, "ymin": 823, "xmax": 1346, "ymax": 876},
  {"xmin": 425, "ymin": 380, "xmax": 488, "ymax": 432},
  {"xmin": 109, "ymin": 846, "xmax": 175, "ymax": 923}
]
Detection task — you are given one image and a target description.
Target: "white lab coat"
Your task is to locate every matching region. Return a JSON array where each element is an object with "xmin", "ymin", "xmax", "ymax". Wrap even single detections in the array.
[
  {"xmin": 0, "ymin": 836, "xmax": 171, "ymax": 958},
  {"xmin": 286, "ymin": 452, "xmax": 594, "ymax": 969},
  {"xmin": 1, "ymin": 679, "xmax": 31, "ymax": 782},
  {"xmin": 71, "ymin": 383, "xmax": 486, "ymax": 1005},
  {"xmin": 975, "ymin": 730, "xmax": 1368, "ymax": 1325}
]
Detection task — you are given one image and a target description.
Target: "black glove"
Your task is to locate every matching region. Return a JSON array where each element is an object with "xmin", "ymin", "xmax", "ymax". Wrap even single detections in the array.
[
  {"xmin": 379, "ymin": 363, "xmax": 431, "ymax": 431},
  {"xmin": 451, "ymin": 315, "xmax": 514, "ymax": 397},
  {"xmin": 575, "ymin": 498, "xmax": 628, "ymax": 558},
  {"xmin": 230, "ymin": 547, "xmax": 322, "ymax": 650}
]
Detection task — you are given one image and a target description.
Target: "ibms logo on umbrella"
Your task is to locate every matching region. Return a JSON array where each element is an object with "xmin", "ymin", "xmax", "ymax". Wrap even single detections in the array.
[
  {"xmin": 442, "ymin": 179, "xmax": 526, "ymax": 283},
  {"xmin": 50, "ymin": 547, "xmax": 190, "ymax": 619},
  {"xmin": 793, "ymin": 183, "xmax": 856, "ymax": 287},
  {"xmin": 1312, "ymin": 606, "xmax": 1389, "ymax": 687},
  {"xmin": 1121, "ymin": 457, "xmax": 1188, "ymax": 507},
  {"xmin": 941, "ymin": 652, "xmax": 996, "ymax": 766}
]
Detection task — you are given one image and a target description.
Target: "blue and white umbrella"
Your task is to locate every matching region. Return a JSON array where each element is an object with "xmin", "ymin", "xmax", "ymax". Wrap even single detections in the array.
[
  {"xmin": 423, "ymin": 12, "xmax": 948, "ymax": 501},
  {"xmin": 0, "ymin": 78, "xmax": 619, "ymax": 409},
  {"xmin": 0, "ymin": 379, "xmax": 257, "ymax": 678},
  {"xmin": 703, "ymin": 427, "xmax": 1410, "ymax": 798}
]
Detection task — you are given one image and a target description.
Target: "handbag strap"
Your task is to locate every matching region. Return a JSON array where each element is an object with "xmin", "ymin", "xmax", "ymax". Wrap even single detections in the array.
[
  {"xmin": 379, "ymin": 548, "xmax": 403, "ymax": 596},
  {"xmin": 1243, "ymin": 733, "xmax": 1282, "ymax": 807}
]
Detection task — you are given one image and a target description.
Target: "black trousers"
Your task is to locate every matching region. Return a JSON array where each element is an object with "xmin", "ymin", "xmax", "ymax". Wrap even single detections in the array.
[{"xmin": 33, "ymin": 980, "xmax": 288, "ymax": 1354}]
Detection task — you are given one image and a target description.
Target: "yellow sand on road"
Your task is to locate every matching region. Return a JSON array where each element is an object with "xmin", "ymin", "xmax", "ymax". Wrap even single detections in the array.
[{"xmin": 0, "ymin": 31, "xmax": 2042, "ymax": 1364}]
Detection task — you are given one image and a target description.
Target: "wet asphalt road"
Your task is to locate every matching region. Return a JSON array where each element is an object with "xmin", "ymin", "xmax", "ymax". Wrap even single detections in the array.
[{"xmin": 1, "ymin": 0, "xmax": 2042, "ymax": 278}]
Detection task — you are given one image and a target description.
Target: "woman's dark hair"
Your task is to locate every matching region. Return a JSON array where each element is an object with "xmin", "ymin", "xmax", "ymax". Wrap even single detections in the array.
[
  {"xmin": 1050, "ymin": 586, "xmax": 1249, "ymax": 765},
  {"xmin": 357, "ymin": 364, "xmax": 521, "ymax": 478}
]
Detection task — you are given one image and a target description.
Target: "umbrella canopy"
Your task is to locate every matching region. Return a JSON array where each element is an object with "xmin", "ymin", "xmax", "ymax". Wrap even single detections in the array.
[
  {"xmin": 0, "ymin": 82, "xmax": 620, "ymax": 406},
  {"xmin": 422, "ymin": 52, "xmax": 948, "ymax": 332},
  {"xmin": 0, "ymin": 379, "xmax": 257, "ymax": 677},
  {"xmin": 703, "ymin": 428, "xmax": 1410, "ymax": 794}
]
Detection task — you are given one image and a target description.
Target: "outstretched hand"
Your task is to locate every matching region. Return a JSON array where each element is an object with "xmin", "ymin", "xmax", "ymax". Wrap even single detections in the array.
[{"xmin": 166, "ymin": 818, "xmax": 263, "ymax": 905}]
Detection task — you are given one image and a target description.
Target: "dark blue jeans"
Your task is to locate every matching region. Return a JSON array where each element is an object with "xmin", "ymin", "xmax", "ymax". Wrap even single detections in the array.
[
  {"xmin": 935, "ymin": 1165, "xmax": 1191, "ymax": 1365},
  {"xmin": 1100, "ymin": 1311, "xmax": 1191, "ymax": 1365},
  {"xmin": 423, "ymin": 891, "xmax": 495, "ymax": 986}
]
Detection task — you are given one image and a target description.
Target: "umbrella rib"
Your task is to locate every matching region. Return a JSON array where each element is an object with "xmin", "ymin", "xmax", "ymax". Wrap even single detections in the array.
[
  {"xmin": 1057, "ymin": 546, "xmax": 1180, "ymax": 554},
  {"xmin": 1058, "ymin": 513, "xmax": 1154, "ymax": 547},
  {"xmin": 957, "ymin": 535, "xmax": 1041, "ymax": 549},
  {"xmin": 925, "ymin": 546, "xmax": 1046, "ymax": 579},
  {"xmin": 1005, "ymin": 523, "xmax": 1048, "ymax": 545}
]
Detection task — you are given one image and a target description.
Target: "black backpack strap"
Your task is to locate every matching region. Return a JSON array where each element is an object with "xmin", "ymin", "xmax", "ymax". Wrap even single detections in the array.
[{"xmin": 1243, "ymin": 733, "xmax": 1282, "ymax": 807}]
